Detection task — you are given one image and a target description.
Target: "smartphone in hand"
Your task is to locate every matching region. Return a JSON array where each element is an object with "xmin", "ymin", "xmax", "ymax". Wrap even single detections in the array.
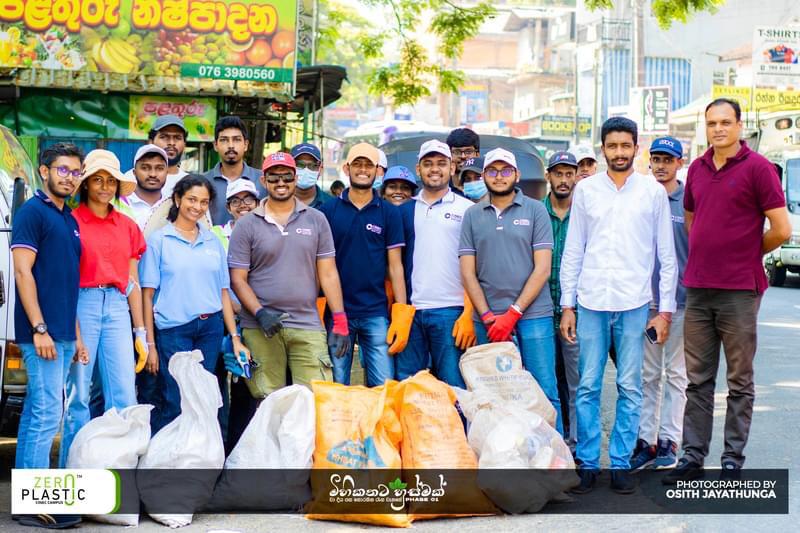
[{"xmin": 645, "ymin": 326, "xmax": 658, "ymax": 344}]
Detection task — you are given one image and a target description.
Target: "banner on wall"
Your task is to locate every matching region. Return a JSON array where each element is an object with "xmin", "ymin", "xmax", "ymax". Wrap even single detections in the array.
[{"xmin": 128, "ymin": 95, "xmax": 218, "ymax": 142}]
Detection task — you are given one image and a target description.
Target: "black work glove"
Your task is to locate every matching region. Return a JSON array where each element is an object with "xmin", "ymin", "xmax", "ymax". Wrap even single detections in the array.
[
  {"xmin": 255, "ymin": 308, "xmax": 288, "ymax": 338},
  {"xmin": 327, "ymin": 331, "xmax": 351, "ymax": 358}
]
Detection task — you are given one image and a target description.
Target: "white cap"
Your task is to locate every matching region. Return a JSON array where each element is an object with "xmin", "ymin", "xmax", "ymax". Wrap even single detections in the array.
[
  {"xmin": 417, "ymin": 139, "xmax": 451, "ymax": 161},
  {"xmin": 226, "ymin": 178, "xmax": 258, "ymax": 200},
  {"xmin": 483, "ymin": 148, "xmax": 517, "ymax": 170},
  {"xmin": 570, "ymin": 144, "xmax": 597, "ymax": 163},
  {"xmin": 377, "ymin": 149, "xmax": 388, "ymax": 169},
  {"xmin": 134, "ymin": 144, "xmax": 168, "ymax": 166}
]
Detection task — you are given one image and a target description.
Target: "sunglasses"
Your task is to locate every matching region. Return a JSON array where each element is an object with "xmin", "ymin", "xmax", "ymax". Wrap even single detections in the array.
[
  {"xmin": 484, "ymin": 167, "xmax": 515, "ymax": 178},
  {"xmin": 265, "ymin": 173, "xmax": 296, "ymax": 184},
  {"xmin": 296, "ymin": 162, "xmax": 321, "ymax": 171},
  {"xmin": 50, "ymin": 166, "xmax": 82, "ymax": 179}
]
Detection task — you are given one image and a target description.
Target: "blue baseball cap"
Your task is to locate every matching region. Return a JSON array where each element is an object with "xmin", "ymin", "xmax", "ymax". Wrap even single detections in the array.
[
  {"xmin": 650, "ymin": 136, "xmax": 683, "ymax": 158},
  {"xmin": 290, "ymin": 142, "xmax": 322, "ymax": 162},
  {"xmin": 547, "ymin": 150, "xmax": 578, "ymax": 171},
  {"xmin": 383, "ymin": 165, "xmax": 418, "ymax": 191}
]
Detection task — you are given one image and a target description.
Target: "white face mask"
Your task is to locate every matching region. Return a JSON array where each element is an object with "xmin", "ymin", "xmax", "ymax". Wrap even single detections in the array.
[{"xmin": 296, "ymin": 168, "xmax": 318, "ymax": 190}]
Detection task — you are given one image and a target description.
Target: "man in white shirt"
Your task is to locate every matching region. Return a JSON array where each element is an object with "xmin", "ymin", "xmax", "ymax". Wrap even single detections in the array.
[
  {"xmin": 123, "ymin": 144, "xmax": 169, "ymax": 229},
  {"xmin": 396, "ymin": 140, "xmax": 475, "ymax": 386},
  {"xmin": 560, "ymin": 117, "xmax": 677, "ymax": 495}
]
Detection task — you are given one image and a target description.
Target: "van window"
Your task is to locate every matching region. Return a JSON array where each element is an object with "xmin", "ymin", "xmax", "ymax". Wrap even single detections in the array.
[{"xmin": 787, "ymin": 159, "xmax": 800, "ymax": 204}]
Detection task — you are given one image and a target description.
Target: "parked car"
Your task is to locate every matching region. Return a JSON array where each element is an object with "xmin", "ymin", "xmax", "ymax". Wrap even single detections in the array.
[
  {"xmin": 0, "ymin": 125, "xmax": 40, "ymax": 436},
  {"xmin": 380, "ymin": 133, "xmax": 547, "ymax": 200}
]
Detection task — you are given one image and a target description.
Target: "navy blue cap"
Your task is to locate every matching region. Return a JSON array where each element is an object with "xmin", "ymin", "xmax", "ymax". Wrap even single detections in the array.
[
  {"xmin": 650, "ymin": 136, "xmax": 683, "ymax": 158},
  {"xmin": 547, "ymin": 150, "xmax": 578, "ymax": 171},
  {"xmin": 383, "ymin": 165, "xmax": 418, "ymax": 191},
  {"xmin": 290, "ymin": 142, "xmax": 322, "ymax": 162},
  {"xmin": 460, "ymin": 157, "xmax": 484, "ymax": 176}
]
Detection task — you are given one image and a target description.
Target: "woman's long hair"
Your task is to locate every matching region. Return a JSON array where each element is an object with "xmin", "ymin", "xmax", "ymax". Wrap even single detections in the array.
[{"xmin": 167, "ymin": 174, "xmax": 216, "ymax": 222}]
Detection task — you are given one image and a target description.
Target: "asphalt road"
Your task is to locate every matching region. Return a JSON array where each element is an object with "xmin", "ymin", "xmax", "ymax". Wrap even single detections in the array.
[{"xmin": 1, "ymin": 276, "xmax": 799, "ymax": 531}]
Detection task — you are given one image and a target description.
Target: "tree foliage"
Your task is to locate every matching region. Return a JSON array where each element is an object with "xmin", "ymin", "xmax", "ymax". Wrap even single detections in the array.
[{"xmin": 585, "ymin": 0, "xmax": 727, "ymax": 29}]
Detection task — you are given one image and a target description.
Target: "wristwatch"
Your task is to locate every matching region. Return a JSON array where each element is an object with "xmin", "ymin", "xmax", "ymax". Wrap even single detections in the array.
[{"xmin": 31, "ymin": 322, "xmax": 48, "ymax": 335}]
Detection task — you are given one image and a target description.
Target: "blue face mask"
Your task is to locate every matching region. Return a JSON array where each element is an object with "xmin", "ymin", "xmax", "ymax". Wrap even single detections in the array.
[
  {"xmin": 372, "ymin": 176, "xmax": 384, "ymax": 190},
  {"xmin": 463, "ymin": 179, "xmax": 487, "ymax": 200},
  {"xmin": 296, "ymin": 168, "xmax": 318, "ymax": 190}
]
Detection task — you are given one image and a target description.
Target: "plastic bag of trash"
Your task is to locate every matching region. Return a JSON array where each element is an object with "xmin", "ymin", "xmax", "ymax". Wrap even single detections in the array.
[
  {"xmin": 67, "ymin": 404, "xmax": 152, "ymax": 526},
  {"xmin": 138, "ymin": 350, "xmax": 224, "ymax": 528},
  {"xmin": 459, "ymin": 341, "xmax": 556, "ymax": 428},
  {"xmin": 208, "ymin": 385, "xmax": 315, "ymax": 512},
  {"xmin": 454, "ymin": 387, "xmax": 578, "ymax": 513}
]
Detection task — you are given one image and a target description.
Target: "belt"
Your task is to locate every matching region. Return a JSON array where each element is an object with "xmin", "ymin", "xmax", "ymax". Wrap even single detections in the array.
[{"xmin": 199, "ymin": 313, "xmax": 211, "ymax": 320}]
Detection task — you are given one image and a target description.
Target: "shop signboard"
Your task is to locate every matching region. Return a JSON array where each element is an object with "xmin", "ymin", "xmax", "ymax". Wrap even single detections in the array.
[
  {"xmin": 753, "ymin": 26, "xmax": 800, "ymax": 87},
  {"xmin": 128, "ymin": 95, "xmax": 217, "ymax": 142}
]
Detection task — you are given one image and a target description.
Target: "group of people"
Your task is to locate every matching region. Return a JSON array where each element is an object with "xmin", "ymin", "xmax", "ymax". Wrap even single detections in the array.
[{"xmin": 11, "ymin": 97, "xmax": 792, "ymax": 527}]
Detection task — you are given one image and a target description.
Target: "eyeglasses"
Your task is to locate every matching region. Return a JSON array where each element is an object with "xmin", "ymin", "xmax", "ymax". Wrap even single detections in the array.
[
  {"xmin": 229, "ymin": 196, "xmax": 257, "ymax": 208},
  {"xmin": 296, "ymin": 162, "xmax": 321, "ymax": 171},
  {"xmin": 484, "ymin": 167, "xmax": 515, "ymax": 178},
  {"xmin": 452, "ymin": 148, "xmax": 477, "ymax": 158},
  {"xmin": 265, "ymin": 173, "xmax": 296, "ymax": 184},
  {"xmin": 50, "ymin": 166, "xmax": 81, "ymax": 178}
]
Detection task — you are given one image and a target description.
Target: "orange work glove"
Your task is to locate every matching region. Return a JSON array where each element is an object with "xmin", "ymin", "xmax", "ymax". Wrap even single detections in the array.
[
  {"xmin": 386, "ymin": 303, "xmax": 416, "ymax": 355},
  {"xmin": 384, "ymin": 278, "xmax": 395, "ymax": 313},
  {"xmin": 316, "ymin": 297, "xmax": 327, "ymax": 323},
  {"xmin": 452, "ymin": 293, "xmax": 477, "ymax": 350}
]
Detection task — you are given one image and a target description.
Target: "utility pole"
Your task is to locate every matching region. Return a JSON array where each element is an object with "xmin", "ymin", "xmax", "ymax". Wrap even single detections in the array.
[{"xmin": 632, "ymin": 0, "xmax": 646, "ymax": 89}]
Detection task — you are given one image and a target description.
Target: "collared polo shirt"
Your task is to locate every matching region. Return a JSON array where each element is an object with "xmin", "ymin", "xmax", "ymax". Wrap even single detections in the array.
[
  {"xmin": 409, "ymin": 189, "xmax": 473, "ymax": 309},
  {"xmin": 459, "ymin": 189, "xmax": 554, "ymax": 319},
  {"xmin": 140, "ymin": 224, "xmax": 230, "ymax": 330},
  {"xmin": 652, "ymin": 181, "xmax": 689, "ymax": 308},
  {"xmin": 305, "ymin": 184, "xmax": 333, "ymax": 209},
  {"xmin": 543, "ymin": 194, "xmax": 570, "ymax": 322},
  {"xmin": 319, "ymin": 189, "xmax": 405, "ymax": 318},
  {"xmin": 683, "ymin": 142, "xmax": 785, "ymax": 294},
  {"xmin": 203, "ymin": 162, "xmax": 266, "ymax": 225},
  {"xmin": 228, "ymin": 199, "xmax": 335, "ymax": 331},
  {"xmin": 73, "ymin": 203, "xmax": 146, "ymax": 294},
  {"xmin": 11, "ymin": 190, "xmax": 81, "ymax": 343},
  {"xmin": 120, "ymin": 191, "xmax": 161, "ymax": 230}
]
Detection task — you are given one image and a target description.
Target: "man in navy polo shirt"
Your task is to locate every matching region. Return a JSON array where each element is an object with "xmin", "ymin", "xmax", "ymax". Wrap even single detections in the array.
[
  {"xmin": 319, "ymin": 143, "xmax": 413, "ymax": 387},
  {"xmin": 396, "ymin": 140, "xmax": 475, "ymax": 386},
  {"xmin": 12, "ymin": 144, "xmax": 84, "ymax": 479}
]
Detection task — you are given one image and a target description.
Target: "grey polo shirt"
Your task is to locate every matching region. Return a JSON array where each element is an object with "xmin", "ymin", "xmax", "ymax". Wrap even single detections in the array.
[
  {"xmin": 204, "ymin": 162, "xmax": 267, "ymax": 225},
  {"xmin": 459, "ymin": 189, "xmax": 554, "ymax": 320},
  {"xmin": 652, "ymin": 180, "xmax": 688, "ymax": 308},
  {"xmin": 228, "ymin": 199, "xmax": 335, "ymax": 331}
]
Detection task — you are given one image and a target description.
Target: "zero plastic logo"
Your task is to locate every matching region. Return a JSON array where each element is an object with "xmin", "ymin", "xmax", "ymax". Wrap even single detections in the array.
[{"xmin": 12, "ymin": 469, "xmax": 119, "ymax": 515}]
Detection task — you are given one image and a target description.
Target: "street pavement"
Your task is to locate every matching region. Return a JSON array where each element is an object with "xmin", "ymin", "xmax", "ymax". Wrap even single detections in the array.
[{"xmin": 1, "ymin": 276, "xmax": 798, "ymax": 531}]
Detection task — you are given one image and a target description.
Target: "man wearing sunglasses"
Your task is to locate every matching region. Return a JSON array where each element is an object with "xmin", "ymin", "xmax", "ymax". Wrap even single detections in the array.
[
  {"xmin": 459, "ymin": 148, "xmax": 562, "ymax": 432},
  {"xmin": 229, "ymin": 152, "xmax": 348, "ymax": 397}
]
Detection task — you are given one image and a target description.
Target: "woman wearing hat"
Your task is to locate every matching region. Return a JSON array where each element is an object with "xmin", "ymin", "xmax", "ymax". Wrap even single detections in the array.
[
  {"xmin": 139, "ymin": 175, "xmax": 249, "ymax": 432},
  {"xmin": 60, "ymin": 149, "xmax": 148, "ymax": 467}
]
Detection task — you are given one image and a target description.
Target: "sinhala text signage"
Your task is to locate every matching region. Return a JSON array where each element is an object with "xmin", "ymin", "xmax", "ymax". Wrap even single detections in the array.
[
  {"xmin": 711, "ymin": 85, "xmax": 800, "ymax": 113},
  {"xmin": 129, "ymin": 95, "xmax": 217, "ymax": 142},
  {"xmin": 0, "ymin": 1, "xmax": 297, "ymax": 83}
]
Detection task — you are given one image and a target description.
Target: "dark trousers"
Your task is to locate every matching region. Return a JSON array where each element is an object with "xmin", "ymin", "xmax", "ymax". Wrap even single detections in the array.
[{"xmin": 682, "ymin": 288, "xmax": 761, "ymax": 467}]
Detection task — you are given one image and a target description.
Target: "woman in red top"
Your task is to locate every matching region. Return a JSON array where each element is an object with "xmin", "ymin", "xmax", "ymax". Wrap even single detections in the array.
[{"xmin": 59, "ymin": 150, "xmax": 147, "ymax": 467}]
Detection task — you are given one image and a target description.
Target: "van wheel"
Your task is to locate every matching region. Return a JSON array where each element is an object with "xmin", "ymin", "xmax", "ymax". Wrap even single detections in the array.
[{"xmin": 766, "ymin": 259, "xmax": 787, "ymax": 287}]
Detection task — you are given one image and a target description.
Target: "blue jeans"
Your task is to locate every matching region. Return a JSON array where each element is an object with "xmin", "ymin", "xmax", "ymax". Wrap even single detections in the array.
[
  {"xmin": 397, "ymin": 307, "xmax": 465, "ymax": 388},
  {"xmin": 60, "ymin": 288, "xmax": 137, "ymax": 467},
  {"xmin": 330, "ymin": 316, "xmax": 392, "ymax": 387},
  {"xmin": 575, "ymin": 303, "xmax": 649, "ymax": 470},
  {"xmin": 475, "ymin": 316, "xmax": 563, "ymax": 434},
  {"xmin": 154, "ymin": 311, "xmax": 224, "ymax": 432},
  {"xmin": 16, "ymin": 341, "xmax": 74, "ymax": 469}
]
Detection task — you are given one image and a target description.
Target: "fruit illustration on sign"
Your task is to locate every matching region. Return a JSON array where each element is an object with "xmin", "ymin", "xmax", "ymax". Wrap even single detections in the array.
[
  {"xmin": 245, "ymin": 39, "xmax": 272, "ymax": 65},
  {"xmin": 271, "ymin": 31, "xmax": 294, "ymax": 59}
]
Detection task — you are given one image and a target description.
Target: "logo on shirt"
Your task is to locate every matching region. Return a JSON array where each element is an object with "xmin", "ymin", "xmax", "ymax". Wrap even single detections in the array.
[
  {"xmin": 73, "ymin": 230, "xmax": 80, "ymax": 238},
  {"xmin": 512, "ymin": 218, "xmax": 531, "ymax": 226},
  {"xmin": 365, "ymin": 223, "xmax": 383, "ymax": 235},
  {"xmin": 444, "ymin": 213, "xmax": 463, "ymax": 222},
  {"xmin": 671, "ymin": 215, "xmax": 685, "ymax": 224},
  {"xmin": 296, "ymin": 227, "xmax": 313, "ymax": 236}
]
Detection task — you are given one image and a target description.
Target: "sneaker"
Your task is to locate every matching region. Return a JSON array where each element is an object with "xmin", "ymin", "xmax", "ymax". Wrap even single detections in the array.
[
  {"xmin": 630, "ymin": 441, "xmax": 657, "ymax": 471},
  {"xmin": 662, "ymin": 458, "xmax": 705, "ymax": 485},
  {"xmin": 719, "ymin": 461, "xmax": 742, "ymax": 481},
  {"xmin": 631, "ymin": 438, "xmax": 649, "ymax": 456},
  {"xmin": 652, "ymin": 439, "xmax": 678, "ymax": 469},
  {"xmin": 610, "ymin": 470, "xmax": 637, "ymax": 494},
  {"xmin": 570, "ymin": 469, "xmax": 598, "ymax": 495}
]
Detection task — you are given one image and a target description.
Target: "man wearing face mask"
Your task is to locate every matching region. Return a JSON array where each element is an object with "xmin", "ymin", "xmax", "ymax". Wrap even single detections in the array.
[
  {"xmin": 458, "ymin": 157, "xmax": 487, "ymax": 202},
  {"xmin": 291, "ymin": 142, "xmax": 332, "ymax": 209},
  {"xmin": 372, "ymin": 149, "xmax": 388, "ymax": 191}
]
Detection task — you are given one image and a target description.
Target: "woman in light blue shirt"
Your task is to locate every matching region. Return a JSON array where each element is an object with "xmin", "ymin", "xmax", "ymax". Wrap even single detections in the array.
[{"xmin": 139, "ymin": 175, "xmax": 248, "ymax": 431}]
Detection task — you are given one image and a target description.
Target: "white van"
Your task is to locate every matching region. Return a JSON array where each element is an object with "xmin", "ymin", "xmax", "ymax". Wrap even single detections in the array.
[{"xmin": 0, "ymin": 125, "xmax": 41, "ymax": 436}]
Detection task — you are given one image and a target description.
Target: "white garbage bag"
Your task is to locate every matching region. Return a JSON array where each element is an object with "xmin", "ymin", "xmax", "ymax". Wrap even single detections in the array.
[
  {"xmin": 454, "ymin": 387, "xmax": 578, "ymax": 513},
  {"xmin": 209, "ymin": 385, "xmax": 315, "ymax": 512},
  {"xmin": 459, "ymin": 341, "xmax": 557, "ymax": 428},
  {"xmin": 138, "ymin": 350, "xmax": 224, "ymax": 528},
  {"xmin": 66, "ymin": 404, "xmax": 153, "ymax": 526}
]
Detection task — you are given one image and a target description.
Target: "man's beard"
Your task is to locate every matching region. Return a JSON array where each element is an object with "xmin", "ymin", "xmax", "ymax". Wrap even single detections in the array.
[
  {"xmin": 137, "ymin": 179, "xmax": 163, "ymax": 193},
  {"xmin": 551, "ymin": 186, "xmax": 572, "ymax": 199},
  {"xmin": 487, "ymin": 180, "xmax": 516, "ymax": 196},
  {"xmin": 607, "ymin": 157, "xmax": 633, "ymax": 172},
  {"xmin": 350, "ymin": 178, "xmax": 374, "ymax": 190},
  {"xmin": 167, "ymin": 150, "xmax": 183, "ymax": 168}
]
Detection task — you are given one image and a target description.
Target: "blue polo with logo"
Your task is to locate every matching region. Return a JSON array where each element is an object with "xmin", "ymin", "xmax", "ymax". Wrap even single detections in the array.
[
  {"xmin": 11, "ymin": 190, "xmax": 82, "ymax": 344},
  {"xmin": 319, "ymin": 189, "xmax": 405, "ymax": 318}
]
